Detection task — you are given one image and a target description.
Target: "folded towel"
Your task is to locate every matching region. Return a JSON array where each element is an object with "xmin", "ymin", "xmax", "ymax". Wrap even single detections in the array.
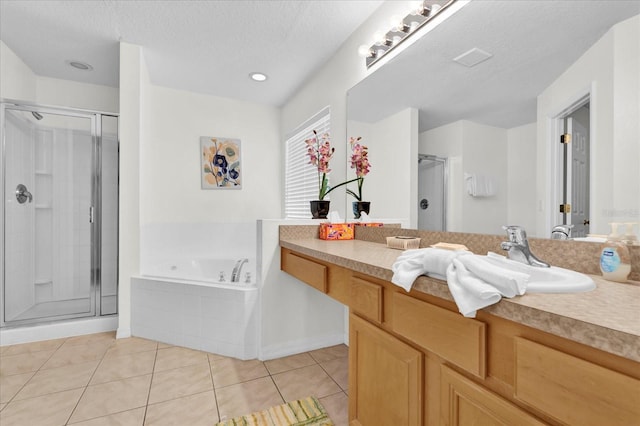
[
  {"xmin": 391, "ymin": 248, "xmax": 471, "ymax": 291},
  {"xmin": 446, "ymin": 255, "xmax": 531, "ymax": 317},
  {"xmin": 456, "ymin": 255, "xmax": 529, "ymax": 297}
]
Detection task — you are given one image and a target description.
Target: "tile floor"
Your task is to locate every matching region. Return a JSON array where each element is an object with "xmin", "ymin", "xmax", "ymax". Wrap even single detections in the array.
[{"xmin": 0, "ymin": 332, "xmax": 349, "ymax": 425}]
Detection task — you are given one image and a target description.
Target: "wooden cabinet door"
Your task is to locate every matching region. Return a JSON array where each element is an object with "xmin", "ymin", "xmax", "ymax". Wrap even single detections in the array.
[
  {"xmin": 440, "ymin": 366, "xmax": 545, "ymax": 426},
  {"xmin": 349, "ymin": 313, "xmax": 423, "ymax": 426}
]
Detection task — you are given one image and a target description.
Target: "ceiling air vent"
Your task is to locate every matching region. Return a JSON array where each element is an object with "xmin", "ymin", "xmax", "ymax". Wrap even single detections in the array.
[{"xmin": 453, "ymin": 48, "xmax": 493, "ymax": 68}]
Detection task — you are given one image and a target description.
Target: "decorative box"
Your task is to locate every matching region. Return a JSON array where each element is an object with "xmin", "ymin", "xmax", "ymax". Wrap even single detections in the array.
[
  {"xmin": 354, "ymin": 222, "xmax": 384, "ymax": 227},
  {"xmin": 319, "ymin": 223, "xmax": 355, "ymax": 240}
]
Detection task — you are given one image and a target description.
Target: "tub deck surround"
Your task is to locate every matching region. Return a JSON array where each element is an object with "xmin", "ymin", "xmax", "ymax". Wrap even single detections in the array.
[{"xmin": 279, "ymin": 225, "xmax": 640, "ymax": 362}]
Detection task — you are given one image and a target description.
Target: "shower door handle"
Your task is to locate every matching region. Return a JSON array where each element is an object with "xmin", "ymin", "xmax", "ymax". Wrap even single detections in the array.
[{"xmin": 15, "ymin": 184, "xmax": 33, "ymax": 204}]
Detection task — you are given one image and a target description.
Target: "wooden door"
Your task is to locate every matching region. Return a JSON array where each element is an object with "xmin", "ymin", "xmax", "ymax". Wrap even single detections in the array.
[
  {"xmin": 349, "ymin": 313, "xmax": 423, "ymax": 426},
  {"xmin": 440, "ymin": 365, "xmax": 544, "ymax": 426}
]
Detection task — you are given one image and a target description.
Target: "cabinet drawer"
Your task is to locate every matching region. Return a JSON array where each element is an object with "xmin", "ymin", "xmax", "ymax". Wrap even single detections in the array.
[
  {"xmin": 350, "ymin": 277, "xmax": 383, "ymax": 324},
  {"xmin": 391, "ymin": 292, "xmax": 486, "ymax": 378},
  {"xmin": 514, "ymin": 337, "xmax": 640, "ymax": 425},
  {"xmin": 281, "ymin": 250, "xmax": 327, "ymax": 293}
]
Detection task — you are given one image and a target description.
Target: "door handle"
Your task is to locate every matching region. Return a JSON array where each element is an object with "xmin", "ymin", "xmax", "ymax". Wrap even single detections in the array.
[
  {"xmin": 15, "ymin": 184, "xmax": 33, "ymax": 204},
  {"xmin": 583, "ymin": 219, "xmax": 590, "ymax": 226}
]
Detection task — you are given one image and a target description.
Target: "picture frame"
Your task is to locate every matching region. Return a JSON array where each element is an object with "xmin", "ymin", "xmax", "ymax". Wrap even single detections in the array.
[{"xmin": 201, "ymin": 136, "xmax": 242, "ymax": 189}]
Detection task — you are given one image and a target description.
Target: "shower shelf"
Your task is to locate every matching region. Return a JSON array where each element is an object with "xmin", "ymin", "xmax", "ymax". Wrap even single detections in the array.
[
  {"xmin": 35, "ymin": 204, "xmax": 52, "ymax": 209},
  {"xmin": 34, "ymin": 279, "xmax": 52, "ymax": 285},
  {"xmin": 35, "ymin": 169, "xmax": 52, "ymax": 175}
]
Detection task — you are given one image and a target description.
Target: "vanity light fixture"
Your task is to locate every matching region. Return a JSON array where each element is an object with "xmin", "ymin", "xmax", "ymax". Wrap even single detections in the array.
[
  {"xmin": 249, "ymin": 72, "xmax": 268, "ymax": 82},
  {"xmin": 66, "ymin": 60, "xmax": 93, "ymax": 71},
  {"xmin": 358, "ymin": 0, "xmax": 456, "ymax": 68}
]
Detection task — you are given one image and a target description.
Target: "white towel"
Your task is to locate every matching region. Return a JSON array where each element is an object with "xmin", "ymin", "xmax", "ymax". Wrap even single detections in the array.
[
  {"xmin": 446, "ymin": 256, "xmax": 530, "ymax": 317},
  {"xmin": 456, "ymin": 255, "xmax": 529, "ymax": 297},
  {"xmin": 391, "ymin": 248, "xmax": 471, "ymax": 291},
  {"xmin": 464, "ymin": 173, "xmax": 496, "ymax": 197}
]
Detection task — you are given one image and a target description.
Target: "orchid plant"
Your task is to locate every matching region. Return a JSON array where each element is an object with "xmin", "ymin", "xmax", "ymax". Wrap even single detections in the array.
[
  {"xmin": 305, "ymin": 130, "xmax": 361, "ymax": 201},
  {"xmin": 346, "ymin": 137, "xmax": 371, "ymax": 201}
]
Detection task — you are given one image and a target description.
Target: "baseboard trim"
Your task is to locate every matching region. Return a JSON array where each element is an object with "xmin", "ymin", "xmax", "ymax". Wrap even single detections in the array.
[{"xmin": 259, "ymin": 333, "xmax": 347, "ymax": 361}]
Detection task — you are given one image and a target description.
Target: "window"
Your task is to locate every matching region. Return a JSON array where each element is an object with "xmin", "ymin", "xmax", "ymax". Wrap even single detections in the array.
[{"xmin": 284, "ymin": 107, "xmax": 331, "ymax": 219}]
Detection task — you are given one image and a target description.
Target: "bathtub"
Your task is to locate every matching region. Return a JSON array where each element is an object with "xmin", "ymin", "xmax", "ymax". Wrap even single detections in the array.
[
  {"xmin": 144, "ymin": 258, "xmax": 256, "ymax": 287},
  {"xmin": 131, "ymin": 257, "xmax": 259, "ymax": 360}
]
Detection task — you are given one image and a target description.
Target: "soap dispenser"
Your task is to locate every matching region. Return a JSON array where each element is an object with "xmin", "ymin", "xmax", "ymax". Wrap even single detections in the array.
[
  {"xmin": 623, "ymin": 222, "xmax": 639, "ymax": 246},
  {"xmin": 599, "ymin": 223, "xmax": 631, "ymax": 282}
]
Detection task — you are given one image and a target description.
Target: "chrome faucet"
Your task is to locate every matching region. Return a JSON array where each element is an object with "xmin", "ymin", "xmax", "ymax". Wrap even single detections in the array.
[
  {"xmin": 231, "ymin": 258, "xmax": 249, "ymax": 282},
  {"xmin": 551, "ymin": 224, "xmax": 574, "ymax": 240},
  {"xmin": 501, "ymin": 225, "xmax": 549, "ymax": 267}
]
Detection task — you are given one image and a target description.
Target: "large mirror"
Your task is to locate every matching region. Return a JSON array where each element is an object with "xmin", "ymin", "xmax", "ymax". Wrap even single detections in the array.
[{"xmin": 347, "ymin": 0, "xmax": 640, "ymax": 238}]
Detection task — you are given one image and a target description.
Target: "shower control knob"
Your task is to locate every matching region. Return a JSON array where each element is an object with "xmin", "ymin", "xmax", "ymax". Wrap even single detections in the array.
[
  {"xmin": 16, "ymin": 184, "xmax": 33, "ymax": 204},
  {"xmin": 420, "ymin": 198, "xmax": 429, "ymax": 210}
]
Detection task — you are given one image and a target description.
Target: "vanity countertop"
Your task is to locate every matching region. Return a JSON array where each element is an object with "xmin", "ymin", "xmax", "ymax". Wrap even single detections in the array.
[{"xmin": 280, "ymin": 237, "xmax": 640, "ymax": 362}]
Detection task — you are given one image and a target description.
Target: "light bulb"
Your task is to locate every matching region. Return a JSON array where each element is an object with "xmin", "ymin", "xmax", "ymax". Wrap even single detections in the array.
[
  {"xmin": 409, "ymin": 0, "xmax": 425, "ymax": 15},
  {"xmin": 358, "ymin": 44, "xmax": 373, "ymax": 57},
  {"xmin": 373, "ymin": 30, "xmax": 387, "ymax": 45}
]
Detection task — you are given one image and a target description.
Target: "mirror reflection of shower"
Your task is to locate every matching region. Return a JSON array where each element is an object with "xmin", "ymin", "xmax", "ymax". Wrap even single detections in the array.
[
  {"xmin": 418, "ymin": 154, "xmax": 447, "ymax": 231},
  {"xmin": 1, "ymin": 102, "xmax": 119, "ymax": 327}
]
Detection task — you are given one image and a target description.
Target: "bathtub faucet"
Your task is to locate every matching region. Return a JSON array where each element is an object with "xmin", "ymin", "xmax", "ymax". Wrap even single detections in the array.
[{"xmin": 231, "ymin": 258, "xmax": 249, "ymax": 282}]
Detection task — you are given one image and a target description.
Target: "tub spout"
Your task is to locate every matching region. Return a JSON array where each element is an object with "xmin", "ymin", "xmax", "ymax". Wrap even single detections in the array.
[{"xmin": 231, "ymin": 258, "xmax": 249, "ymax": 282}]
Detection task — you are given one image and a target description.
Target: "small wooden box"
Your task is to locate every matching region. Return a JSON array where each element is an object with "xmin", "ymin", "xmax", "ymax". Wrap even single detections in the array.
[
  {"xmin": 354, "ymin": 222, "xmax": 384, "ymax": 227},
  {"xmin": 319, "ymin": 223, "xmax": 355, "ymax": 240}
]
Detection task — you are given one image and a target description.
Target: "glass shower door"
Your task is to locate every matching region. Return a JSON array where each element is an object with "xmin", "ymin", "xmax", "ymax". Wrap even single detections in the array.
[{"xmin": 2, "ymin": 106, "xmax": 96, "ymax": 324}]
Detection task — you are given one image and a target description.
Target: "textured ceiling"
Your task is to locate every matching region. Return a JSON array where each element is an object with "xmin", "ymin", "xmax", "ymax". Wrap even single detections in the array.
[
  {"xmin": 348, "ymin": 0, "xmax": 640, "ymax": 132},
  {"xmin": 0, "ymin": 0, "xmax": 383, "ymax": 106}
]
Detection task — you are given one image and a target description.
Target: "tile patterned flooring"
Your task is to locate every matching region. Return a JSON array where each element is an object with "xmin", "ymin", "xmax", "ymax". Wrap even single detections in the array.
[{"xmin": 0, "ymin": 332, "xmax": 349, "ymax": 425}]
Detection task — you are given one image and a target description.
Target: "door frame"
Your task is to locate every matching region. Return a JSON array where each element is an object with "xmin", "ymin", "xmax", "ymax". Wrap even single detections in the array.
[
  {"xmin": 0, "ymin": 100, "xmax": 115, "ymax": 327},
  {"xmin": 545, "ymin": 85, "xmax": 594, "ymax": 237},
  {"xmin": 417, "ymin": 154, "xmax": 448, "ymax": 231}
]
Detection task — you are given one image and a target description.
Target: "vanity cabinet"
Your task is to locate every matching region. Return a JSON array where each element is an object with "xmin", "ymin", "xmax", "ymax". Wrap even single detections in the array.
[
  {"xmin": 349, "ymin": 313, "xmax": 423, "ymax": 426},
  {"xmin": 280, "ymin": 247, "xmax": 640, "ymax": 426}
]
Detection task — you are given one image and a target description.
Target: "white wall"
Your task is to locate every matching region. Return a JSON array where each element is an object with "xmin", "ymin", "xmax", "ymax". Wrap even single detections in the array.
[
  {"xmin": 347, "ymin": 108, "xmax": 417, "ymax": 223},
  {"xmin": 117, "ymin": 42, "xmax": 149, "ymax": 338},
  {"xmin": 0, "ymin": 41, "xmax": 118, "ymax": 112},
  {"xmin": 536, "ymin": 15, "xmax": 640, "ymax": 236},
  {"xmin": 419, "ymin": 120, "xmax": 509, "ymax": 235},
  {"xmin": 419, "ymin": 121, "xmax": 463, "ymax": 231},
  {"xmin": 141, "ymin": 85, "xmax": 281, "ymax": 224},
  {"xmin": 36, "ymin": 76, "xmax": 119, "ymax": 113},
  {"xmin": 259, "ymin": 220, "xmax": 346, "ymax": 360},
  {"xmin": 0, "ymin": 40, "xmax": 36, "ymax": 102},
  {"xmin": 507, "ymin": 123, "xmax": 537, "ymax": 231}
]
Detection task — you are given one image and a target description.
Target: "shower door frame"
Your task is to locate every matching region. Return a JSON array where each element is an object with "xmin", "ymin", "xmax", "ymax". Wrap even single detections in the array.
[
  {"xmin": 0, "ymin": 100, "xmax": 118, "ymax": 327},
  {"xmin": 418, "ymin": 154, "xmax": 448, "ymax": 231}
]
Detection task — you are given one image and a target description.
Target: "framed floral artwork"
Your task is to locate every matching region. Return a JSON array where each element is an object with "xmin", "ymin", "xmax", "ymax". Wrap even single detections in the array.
[{"xmin": 201, "ymin": 136, "xmax": 242, "ymax": 189}]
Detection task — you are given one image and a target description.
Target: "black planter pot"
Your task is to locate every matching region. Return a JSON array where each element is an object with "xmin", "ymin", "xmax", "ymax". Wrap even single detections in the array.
[
  {"xmin": 352, "ymin": 201, "xmax": 371, "ymax": 219},
  {"xmin": 310, "ymin": 200, "xmax": 330, "ymax": 219}
]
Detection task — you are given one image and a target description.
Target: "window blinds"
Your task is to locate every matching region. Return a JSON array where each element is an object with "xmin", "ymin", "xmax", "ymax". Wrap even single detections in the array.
[{"xmin": 284, "ymin": 108, "xmax": 331, "ymax": 219}]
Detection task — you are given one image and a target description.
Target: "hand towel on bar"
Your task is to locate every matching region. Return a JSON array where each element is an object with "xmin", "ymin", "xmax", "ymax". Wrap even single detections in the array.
[
  {"xmin": 446, "ymin": 256, "xmax": 531, "ymax": 317},
  {"xmin": 464, "ymin": 173, "xmax": 496, "ymax": 197},
  {"xmin": 391, "ymin": 248, "xmax": 471, "ymax": 292}
]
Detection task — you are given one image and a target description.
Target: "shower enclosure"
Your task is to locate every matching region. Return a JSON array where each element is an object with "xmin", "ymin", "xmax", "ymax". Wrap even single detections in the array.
[
  {"xmin": 1, "ymin": 101, "xmax": 118, "ymax": 327},
  {"xmin": 418, "ymin": 154, "xmax": 447, "ymax": 231}
]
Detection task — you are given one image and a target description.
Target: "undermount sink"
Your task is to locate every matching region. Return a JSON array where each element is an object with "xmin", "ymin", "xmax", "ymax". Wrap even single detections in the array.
[{"xmin": 483, "ymin": 253, "xmax": 596, "ymax": 293}]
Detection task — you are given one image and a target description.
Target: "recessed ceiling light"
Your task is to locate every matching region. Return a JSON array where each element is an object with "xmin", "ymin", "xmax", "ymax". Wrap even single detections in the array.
[
  {"xmin": 66, "ymin": 60, "xmax": 93, "ymax": 71},
  {"xmin": 249, "ymin": 72, "xmax": 268, "ymax": 82}
]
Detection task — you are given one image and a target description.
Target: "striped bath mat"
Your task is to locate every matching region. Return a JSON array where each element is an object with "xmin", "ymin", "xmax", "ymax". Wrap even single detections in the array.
[{"xmin": 216, "ymin": 396, "xmax": 333, "ymax": 426}]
